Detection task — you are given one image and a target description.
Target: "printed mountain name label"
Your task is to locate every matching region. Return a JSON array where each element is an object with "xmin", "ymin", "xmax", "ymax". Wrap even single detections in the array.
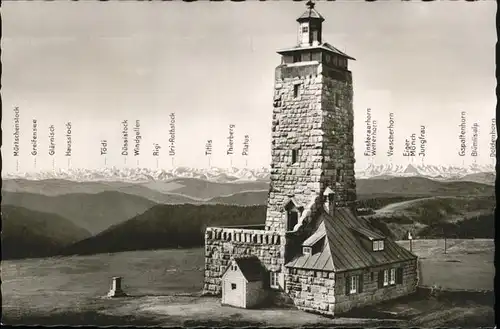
[
  {"xmin": 227, "ymin": 124, "xmax": 235, "ymax": 155},
  {"xmin": 471, "ymin": 122, "xmax": 479, "ymax": 157},
  {"xmin": 387, "ymin": 112, "xmax": 395, "ymax": 157},
  {"xmin": 490, "ymin": 118, "xmax": 496, "ymax": 157},
  {"xmin": 121, "ymin": 120, "xmax": 129, "ymax": 156},
  {"xmin": 31, "ymin": 119, "xmax": 38, "ymax": 156},
  {"xmin": 418, "ymin": 125, "xmax": 426, "ymax": 157},
  {"xmin": 242, "ymin": 135, "xmax": 250, "ymax": 156},
  {"xmin": 364, "ymin": 108, "xmax": 377, "ymax": 156},
  {"xmin": 403, "ymin": 133, "xmax": 417, "ymax": 157},
  {"xmin": 65, "ymin": 122, "xmax": 72, "ymax": 157},
  {"xmin": 133, "ymin": 120, "xmax": 141, "ymax": 156},
  {"xmin": 205, "ymin": 139, "xmax": 213, "ymax": 156},
  {"xmin": 153, "ymin": 143, "xmax": 161, "ymax": 156},
  {"xmin": 169, "ymin": 113, "xmax": 175, "ymax": 156},
  {"xmin": 13, "ymin": 107, "xmax": 20, "ymax": 157},
  {"xmin": 100, "ymin": 140, "xmax": 108, "ymax": 155},
  {"xmin": 458, "ymin": 111, "xmax": 466, "ymax": 156},
  {"xmin": 48, "ymin": 125, "xmax": 56, "ymax": 156}
]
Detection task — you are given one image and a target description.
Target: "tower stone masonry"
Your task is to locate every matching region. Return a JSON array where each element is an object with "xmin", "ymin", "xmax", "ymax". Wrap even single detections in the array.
[{"xmin": 265, "ymin": 0, "xmax": 357, "ymax": 232}]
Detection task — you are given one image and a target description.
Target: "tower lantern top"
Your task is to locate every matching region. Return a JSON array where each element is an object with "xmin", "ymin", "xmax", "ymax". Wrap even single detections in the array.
[
  {"xmin": 297, "ymin": 0, "xmax": 325, "ymax": 23},
  {"xmin": 277, "ymin": 1, "xmax": 355, "ymax": 63}
]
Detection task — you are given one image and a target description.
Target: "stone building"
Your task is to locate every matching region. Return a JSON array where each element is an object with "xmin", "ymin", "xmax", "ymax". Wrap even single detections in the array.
[{"xmin": 204, "ymin": 0, "xmax": 418, "ymax": 316}]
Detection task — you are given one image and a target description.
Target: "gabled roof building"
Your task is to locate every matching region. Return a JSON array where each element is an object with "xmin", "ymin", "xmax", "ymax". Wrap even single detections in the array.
[{"xmin": 204, "ymin": 1, "xmax": 418, "ymax": 316}]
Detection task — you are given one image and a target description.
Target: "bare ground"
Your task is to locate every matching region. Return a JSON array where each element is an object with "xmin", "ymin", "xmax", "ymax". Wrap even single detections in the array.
[
  {"xmin": 3, "ymin": 292, "xmax": 493, "ymax": 328},
  {"xmin": 2, "ymin": 240, "xmax": 494, "ymax": 327}
]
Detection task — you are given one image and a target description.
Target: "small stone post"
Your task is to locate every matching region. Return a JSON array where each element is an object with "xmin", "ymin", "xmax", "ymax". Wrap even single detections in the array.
[{"xmin": 107, "ymin": 276, "xmax": 127, "ymax": 298}]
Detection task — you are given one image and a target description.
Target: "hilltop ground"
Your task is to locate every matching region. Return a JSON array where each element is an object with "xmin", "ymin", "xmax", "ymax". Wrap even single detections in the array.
[{"xmin": 2, "ymin": 239, "xmax": 494, "ymax": 327}]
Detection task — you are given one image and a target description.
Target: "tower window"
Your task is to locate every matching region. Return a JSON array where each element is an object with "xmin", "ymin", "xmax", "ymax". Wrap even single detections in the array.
[
  {"xmin": 287, "ymin": 210, "xmax": 299, "ymax": 231},
  {"xmin": 336, "ymin": 168, "xmax": 342, "ymax": 182},
  {"xmin": 292, "ymin": 149, "xmax": 298, "ymax": 163},
  {"xmin": 302, "ymin": 26, "xmax": 309, "ymax": 33},
  {"xmin": 293, "ymin": 84, "xmax": 300, "ymax": 98}
]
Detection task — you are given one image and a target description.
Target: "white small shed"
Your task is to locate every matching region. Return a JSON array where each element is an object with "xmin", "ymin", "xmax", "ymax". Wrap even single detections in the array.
[{"xmin": 221, "ymin": 256, "xmax": 267, "ymax": 309}]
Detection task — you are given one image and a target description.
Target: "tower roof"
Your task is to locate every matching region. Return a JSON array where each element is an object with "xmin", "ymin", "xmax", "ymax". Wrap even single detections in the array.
[
  {"xmin": 297, "ymin": 0, "xmax": 325, "ymax": 22},
  {"xmin": 285, "ymin": 207, "xmax": 417, "ymax": 272},
  {"xmin": 277, "ymin": 42, "xmax": 356, "ymax": 61}
]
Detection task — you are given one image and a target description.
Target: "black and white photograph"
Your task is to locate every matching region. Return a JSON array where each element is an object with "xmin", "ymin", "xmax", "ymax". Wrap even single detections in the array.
[{"xmin": 1, "ymin": 0, "xmax": 496, "ymax": 327}]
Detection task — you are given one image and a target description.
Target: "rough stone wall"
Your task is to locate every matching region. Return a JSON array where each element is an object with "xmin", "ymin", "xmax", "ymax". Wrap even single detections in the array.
[
  {"xmin": 284, "ymin": 259, "xmax": 417, "ymax": 316},
  {"xmin": 285, "ymin": 268, "xmax": 337, "ymax": 315},
  {"xmin": 203, "ymin": 227, "xmax": 285, "ymax": 295},
  {"xmin": 266, "ymin": 63, "xmax": 324, "ymax": 232},
  {"xmin": 265, "ymin": 62, "xmax": 356, "ymax": 232},
  {"xmin": 320, "ymin": 65, "xmax": 357, "ymax": 205},
  {"xmin": 333, "ymin": 259, "xmax": 418, "ymax": 314}
]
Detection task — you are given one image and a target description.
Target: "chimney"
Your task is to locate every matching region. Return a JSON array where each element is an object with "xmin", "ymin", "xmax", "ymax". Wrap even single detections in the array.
[{"xmin": 323, "ymin": 186, "xmax": 335, "ymax": 216}]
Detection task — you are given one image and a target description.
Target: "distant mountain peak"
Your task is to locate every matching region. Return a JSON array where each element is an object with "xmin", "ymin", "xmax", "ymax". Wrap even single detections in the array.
[
  {"xmin": 356, "ymin": 163, "xmax": 494, "ymax": 181},
  {"xmin": 404, "ymin": 164, "xmax": 419, "ymax": 174},
  {"xmin": 2, "ymin": 167, "xmax": 272, "ymax": 183},
  {"xmin": 2, "ymin": 163, "xmax": 494, "ymax": 183}
]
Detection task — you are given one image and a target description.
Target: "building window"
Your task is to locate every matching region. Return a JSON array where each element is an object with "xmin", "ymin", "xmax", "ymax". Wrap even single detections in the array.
[
  {"xmin": 231, "ymin": 283, "xmax": 237, "ymax": 290},
  {"xmin": 390, "ymin": 268, "xmax": 396, "ymax": 285},
  {"xmin": 293, "ymin": 54, "xmax": 301, "ymax": 63},
  {"xmin": 350, "ymin": 275, "xmax": 359, "ymax": 294},
  {"xmin": 303, "ymin": 246, "xmax": 312, "ymax": 256},
  {"xmin": 302, "ymin": 26, "xmax": 309, "ymax": 33},
  {"xmin": 287, "ymin": 210, "xmax": 299, "ymax": 231},
  {"xmin": 270, "ymin": 272, "xmax": 280, "ymax": 289},
  {"xmin": 383, "ymin": 269, "xmax": 389, "ymax": 287},
  {"xmin": 373, "ymin": 240, "xmax": 385, "ymax": 251},
  {"xmin": 370, "ymin": 272, "xmax": 374, "ymax": 282},
  {"xmin": 325, "ymin": 54, "xmax": 331, "ymax": 63},
  {"xmin": 232, "ymin": 265, "xmax": 237, "ymax": 271},
  {"xmin": 293, "ymin": 84, "xmax": 300, "ymax": 98},
  {"xmin": 292, "ymin": 149, "xmax": 298, "ymax": 163},
  {"xmin": 333, "ymin": 56, "xmax": 338, "ymax": 66}
]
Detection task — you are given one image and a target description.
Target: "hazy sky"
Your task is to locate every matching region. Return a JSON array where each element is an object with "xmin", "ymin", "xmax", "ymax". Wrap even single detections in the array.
[{"xmin": 1, "ymin": 0, "xmax": 496, "ymax": 173}]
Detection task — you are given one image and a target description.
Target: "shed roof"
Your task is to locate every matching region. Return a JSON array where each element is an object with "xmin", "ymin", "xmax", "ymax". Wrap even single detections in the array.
[
  {"xmin": 285, "ymin": 207, "xmax": 417, "ymax": 272},
  {"xmin": 232, "ymin": 256, "xmax": 265, "ymax": 282}
]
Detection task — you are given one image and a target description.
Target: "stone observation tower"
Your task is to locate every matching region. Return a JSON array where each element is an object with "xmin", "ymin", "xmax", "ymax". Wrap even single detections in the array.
[
  {"xmin": 265, "ymin": 0, "xmax": 357, "ymax": 233},
  {"xmin": 203, "ymin": 3, "xmax": 417, "ymax": 314}
]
